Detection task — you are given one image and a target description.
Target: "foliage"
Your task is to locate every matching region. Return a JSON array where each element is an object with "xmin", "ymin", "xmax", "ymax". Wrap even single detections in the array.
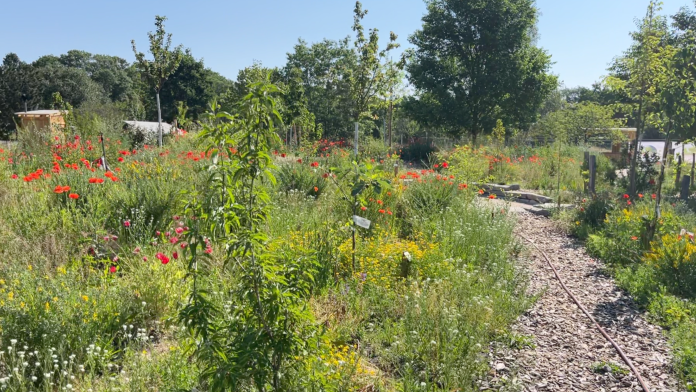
[{"xmin": 404, "ymin": 0, "xmax": 556, "ymax": 141}]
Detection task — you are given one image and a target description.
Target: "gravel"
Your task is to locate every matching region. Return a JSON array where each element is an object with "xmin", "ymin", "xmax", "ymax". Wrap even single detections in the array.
[{"xmin": 483, "ymin": 210, "xmax": 682, "ymax": 392}]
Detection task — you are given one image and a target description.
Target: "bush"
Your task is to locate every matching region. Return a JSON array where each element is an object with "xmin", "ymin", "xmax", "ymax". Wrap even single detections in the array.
[{"xmin": 400, "ymin": 142, "xmax": 438, "ymax": 163}]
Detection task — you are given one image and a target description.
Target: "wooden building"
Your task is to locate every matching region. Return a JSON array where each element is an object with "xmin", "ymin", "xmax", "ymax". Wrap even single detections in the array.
[{"xmin": 15, "ymin": 110, "xmax": 66, "ymax": 130}]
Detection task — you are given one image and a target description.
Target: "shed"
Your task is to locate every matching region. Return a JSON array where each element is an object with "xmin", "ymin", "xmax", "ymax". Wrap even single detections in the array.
[{"xmin": 15, "ymin": 110, "xmax": 66, "ymax": 130}]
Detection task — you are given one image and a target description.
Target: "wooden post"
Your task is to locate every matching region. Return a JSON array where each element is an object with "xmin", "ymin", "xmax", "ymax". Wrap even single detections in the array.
[
  {"xmin": 691, "ymin": 154, "xmax": 695, "ymax": 188},
  {"xmin": 589, "ymin": 154, "xmax": 597, "ymax": 197},
  {"xmin": 681, "ymin": 175, "xmax": 691, "ymax": 201},
  {"xmin": 676, "ymin": 154, "xmax": 683, "ymax": 189},
  {"xmin": 354, "ymin": 123, "xmax": 359, "ymax": 157},
  {"xmin": 584, "ymin": 151, "xmax": 590, "ymax": 193}
]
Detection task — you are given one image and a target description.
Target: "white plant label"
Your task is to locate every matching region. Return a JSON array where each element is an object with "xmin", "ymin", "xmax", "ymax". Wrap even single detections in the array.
[{"xmin": 353, "ymin": 215, "xmax": 371, "ymax": 229}]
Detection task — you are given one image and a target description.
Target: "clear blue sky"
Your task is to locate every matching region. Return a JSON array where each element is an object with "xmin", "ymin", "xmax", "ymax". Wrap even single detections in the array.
[{"xmin": 0, "ymin": 0, "xmax": 691, "ymax": 88}]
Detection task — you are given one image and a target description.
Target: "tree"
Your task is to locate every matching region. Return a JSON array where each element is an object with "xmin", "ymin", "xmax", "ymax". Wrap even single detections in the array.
[
  {"xmin": 0, "ymin": 54, "xmax": 38, "ymax": 137},
  {"xmin": 606, "ymin": 1, "xmax": 669, "ymax": 196},
  {"xmin": 285, "ymin": 38, "xmax": 355, "ymax": 138},
  {"xmin": 346, "ymin": 1, "xmax": 399, "ymax": 143},
  {"xmin": 132, "ymin": 15, "xmax": 184, "ymax": 147},
  {"xmin": 404, "ymin": 0, "xmax": 554, "ymax": 142}
]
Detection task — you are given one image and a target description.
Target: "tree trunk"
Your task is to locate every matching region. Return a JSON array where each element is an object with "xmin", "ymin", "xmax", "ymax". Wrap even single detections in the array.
[
  {"xmin": 648, "ymin": 122, "xmax": 671, "ymax": 243},
  {"xmin": 156, "ymin": 91, "xmax": 163, "ymax": 147}
]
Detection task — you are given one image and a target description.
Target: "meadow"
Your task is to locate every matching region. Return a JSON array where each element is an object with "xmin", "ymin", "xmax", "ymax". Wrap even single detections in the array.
[{"xmin": 0, "ymin": 85, "xmax": 531, "ymax": 391}]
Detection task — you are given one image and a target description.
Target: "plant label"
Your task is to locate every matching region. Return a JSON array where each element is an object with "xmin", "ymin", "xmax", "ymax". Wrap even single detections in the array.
[{"xmin": 353, "ymin": 215, "xmax": 371, "ymax": 229}]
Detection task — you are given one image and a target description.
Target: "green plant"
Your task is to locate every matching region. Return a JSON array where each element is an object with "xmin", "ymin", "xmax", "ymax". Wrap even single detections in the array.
[{"xmin": 180, "ymin": 78, "xmax": 319, "ymax": 391}]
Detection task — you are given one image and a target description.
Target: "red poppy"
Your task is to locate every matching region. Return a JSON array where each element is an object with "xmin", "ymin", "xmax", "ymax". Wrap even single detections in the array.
[
  {"xmin": 631, "ymin": 236, "xmax": 638, "ymax": 241},
  {"xmin": 156, "ymin": 253, "xmax": 170, "ymax": 265},
  {"xmin": 377, "ymin": 200, "xmax": 383, "ymax": 205},
  {"xmin": 118, "ymin": 157, "xmax": 124, "ymax": 162},
  {"xmin": 281, "ymin": 153, "xmax": 286, "ymax": 158},
  {"xmin": 297, "ymin": 158, "xmax": 303, "ymax": 164},
  {"xmin": 173, "ymin": 251, "xmax": 178, "ymax": 260},
  {"xmin": 124, "ymin": 220, "xmax": 131, "ymax": 227},
  {"xmin": 10, "ymin": 174, "xmax": 17, "ymax": 179},
  {"xmin": 322, "ymin": 173, "xmax": 329, "ymax": 178},
  {"xmin": 109, "ymin": 266, "xmax": 117, "ymax": 273},
  {"xmin": 68, "ymin": 193, "xmax": 79, "ymax": 199},
  {"xmin": 361, "ymin": 206, "xmax": 367, "ymax": 211},
  {"xmin": 175, "ymin": 227, "xmax": 184, "ymax": 234},
  {"xmin": 623, "ymin": 194, "xmax": 629, "ymax": 199},
  {"xmin": 652, "ymin": 194, "xmax": 657, "ymax": 200},
  {"xmin": 627, "ymin": 201, "xmax": 632, "ymax": 206},
  {"xmin": 313, "ymin": 186, "xmax": 319, "ymax": 192},
  {"xmin": 54, "ymin": 186, "xmax": 64, "ymax": 194},
  {"xmin": 442, "ymin": 162, "xmax": 449, "ymax": 168},
  {"xmin": 387, "ymin": 210, "xmax": 393, "ymax": 215},
  {"xmin": 488, "ymin": 194, "xmax": 497, "ymax": 199},
  {"xmin": 638, "ymin": 194, "xmax": 644, "ymax": 199},
  {"xmin": 169, "ymin": 237, "xmax": 179, "ymax": 244},
  {"xmin": 478, "ymin": 189, "xmax": 485, "ymax": 195},
  {"xmin": 310, "ymin": 162, "xmax": 319, "ymax": 168},
  {"xmin": 433, "ymin": 164, "xmax": 439, "ymax": 169},
  {"xmin": 378, "ymin": 209, "xmax": 385, "ymax": 214}
]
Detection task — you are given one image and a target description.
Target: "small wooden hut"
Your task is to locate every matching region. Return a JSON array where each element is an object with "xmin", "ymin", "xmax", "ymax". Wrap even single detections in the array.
[{"xmin": 15, "ymin": 110, "xmax": 66, "ymax": 130}]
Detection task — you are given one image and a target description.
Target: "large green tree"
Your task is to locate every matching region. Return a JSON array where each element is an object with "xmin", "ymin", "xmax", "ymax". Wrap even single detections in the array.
[{"xmin": 404, "ymin": 0, "xmax": 555, "ymax": 142}]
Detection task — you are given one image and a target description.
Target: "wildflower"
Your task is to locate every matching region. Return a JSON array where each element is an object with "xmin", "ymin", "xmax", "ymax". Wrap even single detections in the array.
[
  {"xmin": 281, "ymin": 153, "xmax": 286, "ymax": 158},
  {"xmin": 109, "ymin": 266, "xmax": 117, "ymax": 273},
  {"xmin": 133, "ymin": 247, "xmax": 140, "ymax": 254},
  {"xmin": 156, "ymin": 253, "xmax": 170, "ymax": 265},
  {"xmin": 627, "ymin": 201, "xmax": 632, "ymax": 206},
  {"xmin": 478, "ymin": 189, "xmax": 485, "ymax": 195},
  {"xmin": 442, "ymin": 162, "xmax": 449, "ymax": 168},
  {"xmin": 314, "ymin": 186, "xmax": 319, "ymax": 192},
  {"xmin": 10, "ymin": 174, "xmax": 17, "ymax": 179},
  {"xmin": 68, "ymin": 193, "xmax": 79, "ymax": 199},
  {"xmin": 54, "ymin": 185, "xmax": 64, "ymax": 194},
  {"xmin": 82, "ymin": 295, "xmax": 88, "ymax": 302},
  {"xmin": 322, "ymin": 173, "xmax": 329, "ymax": 178},
  {"xmin": 173, "ymin": 252, "xmax": 178, "ymax": 260},
  {"xmin": 142, "ymin": 257, "xmax": 148, "ymax": 261},
  {"xmin": 310, "ymin": 161, "xmax": 319, "ymax": 167},
  {"xmin": 123, "ymin": 220, "xmax": 131, "ymax": 228},
  {"xmin": 377, "ymin": 200, "xmax": 383, "ymax": 205},
  {"xmin": 379, "ymin": 209, "xmax": 385, "ymax": 214},
  {"xmin": 204, "ymin": 247, "xmax": 212, "ymax": 254},
  {"xmin": 652, "ymin": 194, "xmax": 657, "ymax": 200},
  {"xmin": 638, "ymin": 194, "xmax": 644, "ymax": 199},
  {"xmin": 297, "ymin": 158, "xmax": 303, "ymax": 164},
  {"xmin": 623, "ymin": 194, "xmax": 629, "ymax": 199},
  {"xmin": 175, "ymin": 227, "xmax": 184, "ymax": 234},
  {"xmin": 488, "ymin": 194, "xmax": 496, "ymax": 199},
  {"xmin": 631, "ymin": 236, "xmax": 638, "ymax": 241},
  {"xmin": 361, "ymin": 206, "xmax": 367, "ymax": 211},
  {"xmin": 117, "ymin": 157, "xmax": 124, "ymax": 162},
  {"xmin": 169, "ymin": 236, "xmax": 179, "ymax": 244}
]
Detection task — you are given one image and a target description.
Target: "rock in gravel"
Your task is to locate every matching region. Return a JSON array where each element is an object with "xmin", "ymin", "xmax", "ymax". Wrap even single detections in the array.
[{"xmin": 485, "ymin": 210, "xmax": 682, "ymax": 392}]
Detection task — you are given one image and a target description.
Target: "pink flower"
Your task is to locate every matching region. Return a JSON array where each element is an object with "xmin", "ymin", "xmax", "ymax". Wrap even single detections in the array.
[
  {"xmin": 123, "ymin": 220, "xmax": 131, "ymax": 228},
  {"xmin": 169, "ymin": 237, "xmax": 179, "ymax": 244},
  {"xmin": 175, "ymin": 227, "xmax": 184, "ymax": 234},
  {"xmin": 173, "ymin": 251, "xmax": 178, "ymax": 260},
  {"xmin": 205, "ymin": 247, "xmax": 212, "ymax": 254},
  {"xmin": 143, "ymin": 256, "xmax": 148, "ymax": 262},
  {"xmin": 109, "ymin": 266, "xmax": 117, "ymax": 273},
  {"xmin": 133, "ymin": 247, "xmax": 141, "ymax": 254}
]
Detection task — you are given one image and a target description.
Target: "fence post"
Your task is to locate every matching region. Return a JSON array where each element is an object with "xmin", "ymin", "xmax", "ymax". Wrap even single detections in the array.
[
  {"xmin": 681, "ymin": 175, "xmax": 691, "ymax": 201},
  {"xmin": 589, "ymin": 154, "xmax": 597, "ymax": 197},
  {"xmin": 584, "ymin": 151, "xmax": 590, "ymax": 193},
  {"xmin": 691, "ymin": 153, "xmax": 695, "ymax": 188},
  {"xmin": 676, "ymin": 154, "xmax": 683, "ymax": 189}
]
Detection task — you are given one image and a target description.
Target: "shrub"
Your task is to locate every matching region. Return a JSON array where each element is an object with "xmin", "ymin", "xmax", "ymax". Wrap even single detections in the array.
[{"xmin": 400, "ymin": 142, "xmax": 438, "ymax": 163}]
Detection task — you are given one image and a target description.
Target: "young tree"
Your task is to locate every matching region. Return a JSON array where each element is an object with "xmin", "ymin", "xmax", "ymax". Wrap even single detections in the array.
[
  {"xmin": 132, "ymin": 15, "xmax": 184, "ymax": 147},
  {"xmin": 346, "ymin": 1, "xmax": 400, "ymax": 146},
  {"xmin": 606, "ymin": 1, "xmax": 669, "ymax": 196},
  {"xmin": 404, "ymin": 0, "xmax": 555, "ymax": 142}
]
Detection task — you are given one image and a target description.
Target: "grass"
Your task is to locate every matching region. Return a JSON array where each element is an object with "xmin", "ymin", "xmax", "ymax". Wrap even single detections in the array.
[{"xmin": 0, "ymin": 121, "xmax": 532, "ymax": 391}]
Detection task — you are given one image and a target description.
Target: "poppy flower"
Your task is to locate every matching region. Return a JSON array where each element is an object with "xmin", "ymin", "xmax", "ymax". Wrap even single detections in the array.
[
  {"xmin": 117, "ymin": 157, "xmax": 124, "ymax": 162},
  {"xmin": 297, "ymin": 158, "xmax": 303, "ymax": 164},
  {"xmin": 442, "ymin": 162, "xmax": 449, "ymax": 168},
  {"xmin": 387, "ymin": 210, "xmax": 393, "ymax": 215},
  {"xmin": 627, "ymin": 201, "xmax": 632, "ymax": 206},
  {"xmin": 478, "ymin": 189, "xmax": 485, "ymax": 195},
  {"xmin": 175, "ymin": 227, "xmax": 184, "ymax": 234},
  {"xmin": 109, "ymin": 266, "xmax": 117, "ymax": 273},
  {"xmin": 156, "ymin": 253, "xmax": 170, "ymax": 265},
  {"xmin": 623, "ymin": 194, "xmax": 629, "ymax": 199},
  {"xmin": 310, "ymin": 162, "xmax": 319, "ymax": 167},
  {"xmin": 173, "ymin": 252, "xmax": 178, "ymax": 260},
  {"xmin": 281, "ymin": 153, "xmax": 286, "ymax": 158},
  {"xmin": 124, "ymin": 220, "xmax": 131, "ymax": 228},
  {"xmin": 169, "ymin": 237, "xmax": 179, "ymax": 244},
  {"xmin": 638, "ymin": 194, "xmax": 644, "ymax": 199},
  {"xmin": 652, "ymin": 194, "xmax": 657, "ymax": 200},
  {"xmin": 143, "ymin": 256, "xmax": 148, "ymax": 261},
  {"xmin": 379, "ymin": 209, "xmax": 385, "ymax": 214},
  {"xmin": 68, "ymin": 193, "xmax": 79, "ymax": 199},
  {"xmin": 10, "ymin": 174, "xmax": 17, "ymax": 179},
  {"xmin": 434, "ymin": 164, "xmax": 439, "ymax": 169},
  {"xmin": 204, "ymin": 247, "xmax": 213, "ymax": 254},
  {"xmin": 377, "ymin": 200, "xmax": 383, "ymax": 205},
  {"xmin": 54, "ymin": 186, "xmax": 64, "ymax": 194},
  {"xmin": 361, "ymin": 206, "xmax": 367, "ymax": 211},
  {"xmin": 631, "ymin": 236, "xmax": 638, "ymax": 241},
  {"xmin": 314, "ymin": 186, "xmax": 319, "ymax": 192},
  {"xmin": 488, "ymin": 194, "xmax": 497, "ymax": 199}
]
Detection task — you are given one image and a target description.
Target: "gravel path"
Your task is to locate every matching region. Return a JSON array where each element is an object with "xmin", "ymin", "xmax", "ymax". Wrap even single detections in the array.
[{"xmin": 485, "ymin": 210, "xmax": 682, "ymax": 392}]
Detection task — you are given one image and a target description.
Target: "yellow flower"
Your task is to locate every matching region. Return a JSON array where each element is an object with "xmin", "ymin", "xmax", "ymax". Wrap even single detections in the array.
[
  {"xmin": 27, "ymin": 265, "xmax": 32, "ymax": 271},
  {"xmin": 52, "ymin": 297, "xmax": 58, "ymax": 303},
  {"xmin": 7, "ymin": 292, "xmax": 13, "ymax": 300},
  {"xmin": 81, "ymin": 295, "xmax": 89, "ymax": 302},
  {"xmin": 44, "ymin": 302, "xmax": 49, "ymax": 311}
]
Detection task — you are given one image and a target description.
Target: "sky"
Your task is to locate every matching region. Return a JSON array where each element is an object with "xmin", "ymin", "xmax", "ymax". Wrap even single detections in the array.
[{"xmin": 0, "ymin": 0, "xmax": 692, "ymax": 88}]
